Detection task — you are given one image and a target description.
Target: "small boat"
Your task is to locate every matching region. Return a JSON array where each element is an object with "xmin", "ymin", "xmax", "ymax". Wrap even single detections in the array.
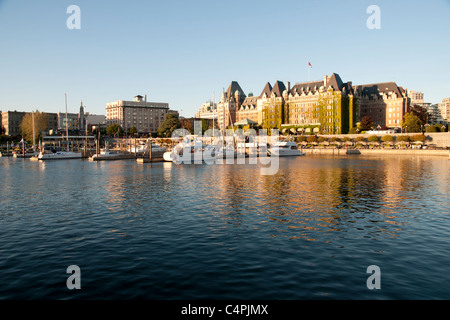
[
  {"xmin": 130, "ymin": 140, "xmax": 166, "ymax": 154},
  {"xmin": 90, "ymin": 149, "xmax": 125, "ymax": 160},
  {"xmin": 38, "ymin": 150, "xmax": 82, "ymax": 160},
  {"xmin": 203, "ymin": 144, "xmax": 236, "ymax": 162},
  {"xmin": 269, "ymin": 141, "xmax": 305, "ymax": 157},
  {"xmin": 163, "ymin": 142, "xmax": 196, "ymax": 163},
  {"xmin": 13, "ymin": 151, "xmax": 39, "ymax": 158}
]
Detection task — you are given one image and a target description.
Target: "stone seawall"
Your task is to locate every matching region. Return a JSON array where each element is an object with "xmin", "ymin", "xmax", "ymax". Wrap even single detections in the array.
[
  {"xmin": 317, "ymin": 132, "xmax": 450, "ymax": 148},
  {"xmin": 301, "ymin": 148, "xmax": 450, "ymax": 157}
]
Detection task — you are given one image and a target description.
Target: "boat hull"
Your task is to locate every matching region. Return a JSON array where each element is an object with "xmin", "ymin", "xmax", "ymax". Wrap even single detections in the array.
[{"xmin": 38, "ymin": 152, "xmax": 82, "ymax": 160}]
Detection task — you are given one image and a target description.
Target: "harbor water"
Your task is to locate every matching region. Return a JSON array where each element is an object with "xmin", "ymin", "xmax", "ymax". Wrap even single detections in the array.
[{"xmin": 0, "ymin": 155, "xmax": 449, "ymax": 299}]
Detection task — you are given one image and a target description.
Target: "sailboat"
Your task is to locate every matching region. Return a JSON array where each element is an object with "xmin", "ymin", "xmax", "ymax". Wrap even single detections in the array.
[{"xmin": 38, "ymin": 94, "xmax": 82, "ymax": 160}]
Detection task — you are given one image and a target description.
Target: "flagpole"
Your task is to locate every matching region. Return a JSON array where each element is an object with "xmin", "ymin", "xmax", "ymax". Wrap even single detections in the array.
[{"xmin": 308, "ymin": 62, "xmax": 311, "ymax": 82}]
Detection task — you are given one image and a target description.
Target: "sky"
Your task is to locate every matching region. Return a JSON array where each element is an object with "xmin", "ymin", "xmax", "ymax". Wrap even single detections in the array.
[{"xmin": 1, "ymin": 0, "xmax": 450, "ymax": 117}]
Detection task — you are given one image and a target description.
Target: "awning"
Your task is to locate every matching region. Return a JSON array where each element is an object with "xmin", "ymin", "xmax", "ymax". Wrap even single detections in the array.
[{"xmin": 234, "ymin": 118, "xmax": 258, "ymax": 126}]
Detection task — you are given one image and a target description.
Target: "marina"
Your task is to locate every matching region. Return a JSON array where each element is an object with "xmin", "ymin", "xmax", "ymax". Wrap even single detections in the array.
[{"xmin": 1, "ymin": 153, "xmax": 449, "ymax": 299}]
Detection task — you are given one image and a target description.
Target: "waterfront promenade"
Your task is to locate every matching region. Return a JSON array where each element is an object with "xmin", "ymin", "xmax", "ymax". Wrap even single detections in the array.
[{"xmin": 301, "ymin": 147, "xmax": 450, "ymax": 157}]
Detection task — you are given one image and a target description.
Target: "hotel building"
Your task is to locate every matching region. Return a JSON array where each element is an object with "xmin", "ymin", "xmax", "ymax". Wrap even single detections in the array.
[
  {"xmin": 106, "ymin": 95, "xmax": 170, "ymax": 134},
  {"xmin": 196, "ymin": 72, "xmax": 411, "ymax": 134},
  {"xmin": 354, "ymin": 82, "xmax": 410, "ymax": 130},
  {"xmin": 286, "ymin": 73, "xmax": 356, "ymax": 134},
  {"xmin": 217, "ymin": 82, "xmax": 246, "ymax": 131}
]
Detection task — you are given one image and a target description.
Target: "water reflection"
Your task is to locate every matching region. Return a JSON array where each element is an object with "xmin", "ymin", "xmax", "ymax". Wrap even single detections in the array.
[{"xmin": 204, "ymin": 156, "xmax": 449, "ymax": 243}]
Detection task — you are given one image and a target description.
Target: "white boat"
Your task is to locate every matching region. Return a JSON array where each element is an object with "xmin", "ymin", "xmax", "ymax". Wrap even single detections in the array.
[
  {"xmin": 163, "ymin": 143, "xmax": 196, "ymax": 163},
  {"xmin": 38, "ymin": 94, "xmax": 82, "ymax": 160},
  {"xmin": 38, "ymin": 151, "xmax": 82, "ymax": 160},
  {"xmin": 203, "ymin": 144, "xmax": 237, "ymax": 162},
  {"xmin": 269, "ymin": 141, "xmax": 305, "ymax": 157},
  {"xmin": 130, "ymin": 140, "xmax": 166, "ymax": 154},
  {"xmin": 90, "ymin": 149, "xmax": 124, "ymax": 160}
]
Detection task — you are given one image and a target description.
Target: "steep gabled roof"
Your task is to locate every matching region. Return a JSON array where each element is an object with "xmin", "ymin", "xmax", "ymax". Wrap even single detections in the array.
[
  {"xmin": 242, "ymin": 95, "xmax": 259, "ymax": 107},
  {"xmin": 353, "ymin": 82, "xmax": 404, "ymax": 98},
  {"xmin": 290, "ymin": 81, "xmax": 323, "ymax": 95},
  {"xmin": 326, "ymin": 73, "xmax": 344, "ymax": 90},
  {"xmin": 259, "ymin": 82, "xmax": 273, "ymax": 98},
  {"xmin": 225, "ymin": 81, "xmax": 246, "ymax": 100},
  {"xmin": 289, "ymin": 73, "xmax": 349, "ymax": 95},
  {"xmin": 271, "ymin": 80, "xmax": 286, "ymax": 97}
]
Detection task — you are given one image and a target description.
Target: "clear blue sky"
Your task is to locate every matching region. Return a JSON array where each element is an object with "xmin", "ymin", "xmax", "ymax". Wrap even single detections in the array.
[{"xmin": 1, "ymin": 0, "xmax": 449, "ymax": 117}]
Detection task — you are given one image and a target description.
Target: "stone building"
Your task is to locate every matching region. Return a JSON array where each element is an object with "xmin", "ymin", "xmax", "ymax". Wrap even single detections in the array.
[
  {"xmin": 354, "ymin": 82, "xmax": 410, "ymax": 130},
  {"xmin": 106, "ymin": 95, "xmax": 170, "ymax": 134},
  {"xmin": 217, "ymin": 82, "xmax": 246, "ymax": 131}
]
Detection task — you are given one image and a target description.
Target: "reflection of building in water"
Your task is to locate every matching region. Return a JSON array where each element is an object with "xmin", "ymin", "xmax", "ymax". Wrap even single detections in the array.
[{"xmin": 103, "ymin": 165, "xmax": 128, "ymax": 212}]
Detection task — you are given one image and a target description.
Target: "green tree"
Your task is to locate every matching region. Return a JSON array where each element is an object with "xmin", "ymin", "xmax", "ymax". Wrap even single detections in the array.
[
  {"xmin": 158, "ymin": 113, "xmax": 181, "ymax": 137},
  {"xmin": 106, "ymin": 123, "xmax": 124, "ymax": 137},
  {"xmin": 129, "ymin": 126, "xmax": 137, "ymax": 136},
  {"xmin": 410, "ymin": 105, "xmax": 429, "ymax": 127},
  {"xmin": 359, "ymin": 115, "xmax": 373, "ymax": 131},
  {"xmin": 20, "ymin": 111, "xmax": 48, "ymax": 144},
  {"xmin": 402, "ymin": 112, "xmax": 421, "ymax": 133}
]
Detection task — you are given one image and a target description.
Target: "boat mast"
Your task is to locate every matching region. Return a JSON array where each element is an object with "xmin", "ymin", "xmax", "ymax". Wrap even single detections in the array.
[
  {"xmin": 65, "ymin": 93, "xmax": 69, "ymax": 152},
  {"xmin": 222, "ymin": 88, "xmax": 225, "ymax": 148},
  {"xmin": 32, "ymin": 111, "xmax": 36, "ymax": 153}
]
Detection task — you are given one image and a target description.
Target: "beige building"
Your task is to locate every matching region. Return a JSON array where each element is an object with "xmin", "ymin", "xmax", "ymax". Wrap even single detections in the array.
[
  {"xmin": 195, "ymin": 100, "xmax": 217, "ymax": 120},
  {"xmin": 407, "ymin": 90, "xmax": 424, "ymax": 106},
  {"xmin": 1, "ymin": 111, "xmax": 27, "ymax": 136},
  {"xmin": 236, "ymin": 93, "xmax": 259, "ymax": 124},
  {"xmin": 106, "ymin": 95, "xmax": 169, "ymax": 134},
  {"xmin": 217, "ymin": 82, "xmax": 246, "ymax": 131},
  {"xmin": 354, "ymin": 82, "xmax": 410, "ymax": 130},
  {"xmin": 440, "ymin": 98, "xmax": 450, "ymax": 121}
]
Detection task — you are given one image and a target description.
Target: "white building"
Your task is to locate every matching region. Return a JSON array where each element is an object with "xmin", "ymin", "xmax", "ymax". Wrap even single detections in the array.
[
  {"xmin": 407, "ymin": 90, "xmax": 424, "ymax": 106},
  {"xmin": 195, "ymin": 100, "xmax": 218, "ymax": 120}
]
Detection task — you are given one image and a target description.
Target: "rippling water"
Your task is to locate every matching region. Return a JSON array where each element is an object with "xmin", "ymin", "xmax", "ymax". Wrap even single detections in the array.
[{"xmin": 0, "ymin": 155, "xmax": 449, "ymax": 299}]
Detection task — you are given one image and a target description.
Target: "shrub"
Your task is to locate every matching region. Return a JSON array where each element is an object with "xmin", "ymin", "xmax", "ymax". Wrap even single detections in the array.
[
  {"xmin": 396, "ymin": 135, "xmax": 410, "ymax": 142},
  {"xmin": 368, "ymin": 135, "xmax": 380, "ymax": 142},
  {"xmin": 295, "ymin": 136, "xmax": 307, "ymax": 143},
  {"xmin": 425, "ymin": 125, "xmax": 440, "ymax": 133},
  {"xmin": 381, "ymin": 135, "xmax": 394, "ymax": 142},
  {"xmin": 348, "ymin": 127, "xmax": 359, "ymax": 134},
  {"xmin": 329, "ymin": 137, "xmax": 341, "ymax": 142},
  {"xmin": 411, "ymin": 134, "xmax": 426, "ymax": 142},
  {"xmin": 307, "ymin": 135, "xmax": 318, "ymax": 143}
]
